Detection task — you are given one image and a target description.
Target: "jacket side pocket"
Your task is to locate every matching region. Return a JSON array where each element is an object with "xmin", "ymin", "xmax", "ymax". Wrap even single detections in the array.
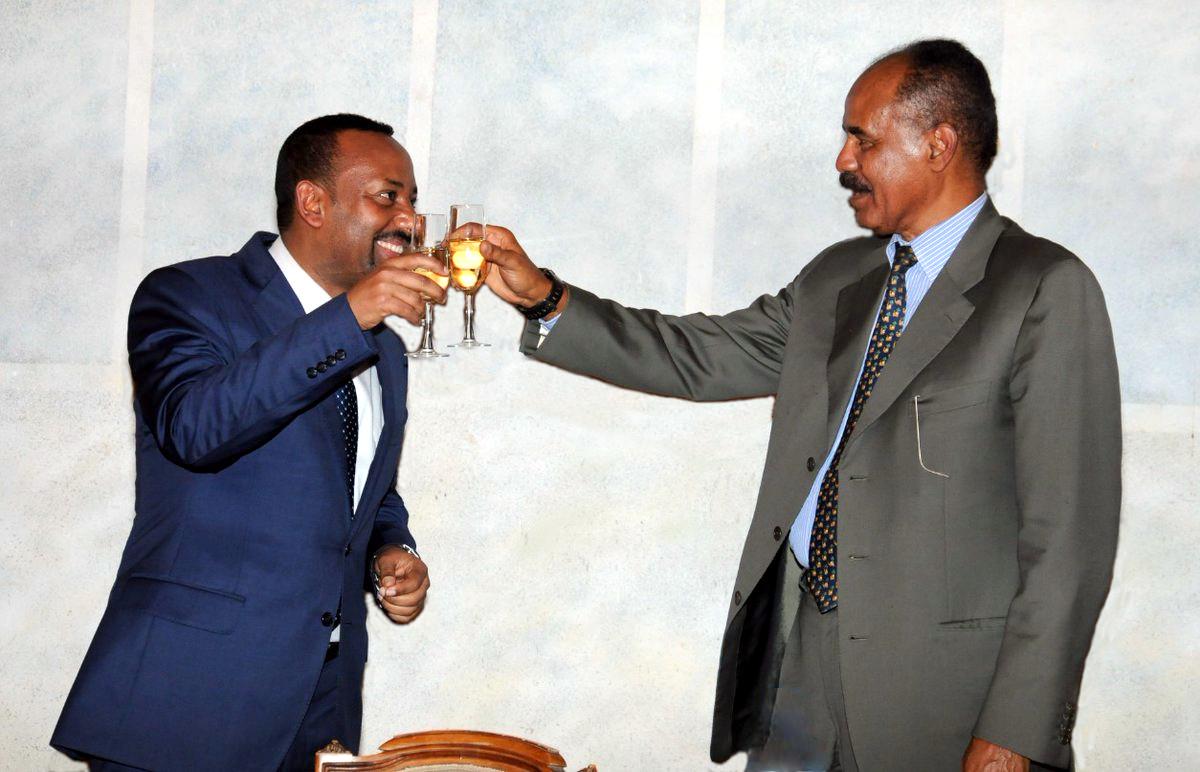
[{"xmin": 119, "ymin": 573, "xmax": 246, "ymax": 634}]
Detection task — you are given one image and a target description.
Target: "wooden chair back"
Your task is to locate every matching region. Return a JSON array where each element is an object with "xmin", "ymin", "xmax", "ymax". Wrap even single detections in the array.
[{"xmin": 315, "ymin": 730, "xmax": 596, "ymax": 772}]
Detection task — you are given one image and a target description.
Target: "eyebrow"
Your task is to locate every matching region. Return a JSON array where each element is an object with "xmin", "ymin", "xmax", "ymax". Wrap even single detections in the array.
[{"xmin": 843, "ymin": 124, "xmax": 869, "ymax": 138}]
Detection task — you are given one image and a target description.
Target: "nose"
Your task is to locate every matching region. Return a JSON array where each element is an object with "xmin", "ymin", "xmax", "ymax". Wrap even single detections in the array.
[
  {"xmin": 835, "ymin": 137, "xmax": 857, "ymax": 173},
  {"xmin": 389, "ymin": 201, "xmax": 416, "ymax": 230}
]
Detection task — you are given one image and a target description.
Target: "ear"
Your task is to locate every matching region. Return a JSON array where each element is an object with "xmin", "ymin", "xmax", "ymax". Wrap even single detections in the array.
[
  {"xmin": 928, "ymin": 123, "xmax": 959, "ymax": 173},
  {"xmin": 294, "ymin": 180, "xmax": 328, "ymax": 229}
]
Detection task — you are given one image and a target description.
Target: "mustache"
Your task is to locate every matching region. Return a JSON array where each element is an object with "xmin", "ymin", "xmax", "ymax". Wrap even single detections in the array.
[
  {"xmin": 375, "ymin": 228, "xmax": 412, "ymax": 244},
  {"xmin": 839, "ymin": 172, "xmax": 871, "ymax": 194}
]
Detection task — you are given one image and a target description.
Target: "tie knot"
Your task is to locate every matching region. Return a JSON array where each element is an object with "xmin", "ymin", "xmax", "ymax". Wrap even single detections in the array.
[{"xmin": 893, "ymin": 244, "xmax": 918, "ymax": 271}]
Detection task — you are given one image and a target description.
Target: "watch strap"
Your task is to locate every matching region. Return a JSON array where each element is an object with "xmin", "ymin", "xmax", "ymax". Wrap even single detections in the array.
[{"xmin": 517, "ymin": 268, "xmax": 564, "ymax": 320}]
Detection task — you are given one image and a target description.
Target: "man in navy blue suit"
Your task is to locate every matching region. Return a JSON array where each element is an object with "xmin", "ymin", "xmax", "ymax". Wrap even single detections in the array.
[{"xmin": 52, "ymin": 114, "xmax": 448, "ymax": 771}]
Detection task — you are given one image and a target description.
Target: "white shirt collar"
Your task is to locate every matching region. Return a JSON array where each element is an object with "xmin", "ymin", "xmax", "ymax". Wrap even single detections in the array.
[{"xmin": 268, "ymin": 234, "xmax": 332, "ymax": 314}]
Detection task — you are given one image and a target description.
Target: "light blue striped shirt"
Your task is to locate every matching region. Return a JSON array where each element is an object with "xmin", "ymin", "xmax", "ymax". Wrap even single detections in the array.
[{"xmin": 788, "ymin": 192, "xmax": 989, "ymax": 565}]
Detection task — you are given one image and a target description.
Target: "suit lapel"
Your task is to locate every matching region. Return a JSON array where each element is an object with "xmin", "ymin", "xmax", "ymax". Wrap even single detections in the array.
[
  {"xmin": 826, "ymin": 257, "xmax": 889, "ymax": 441},
  {"xmin": 373, "ymin": 326, "xmax": 405, "ymax": 444},
  {"xmin": 239, "ymin": 232, "xmax": 307, "ymax": 336},
  {"xmin": 241, "ymin": 233, "xmax": 350, "ymax": 488},
  {"xmin": 847, "ymin": 201, "xmax": 1007, "ymax": 444},
  {"xmin": 348, "ymin": 326, "xmax": 406, "ymax": 537},
  {"xmin": 242, "ymin": 234, "xmax": 355, "ymax": 514}
]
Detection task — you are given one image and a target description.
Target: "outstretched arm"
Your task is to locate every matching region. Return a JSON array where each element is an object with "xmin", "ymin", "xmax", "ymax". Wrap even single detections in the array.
[{"xmin": 473, "ymin": 222, "xmax": 799, "ymax": 401}]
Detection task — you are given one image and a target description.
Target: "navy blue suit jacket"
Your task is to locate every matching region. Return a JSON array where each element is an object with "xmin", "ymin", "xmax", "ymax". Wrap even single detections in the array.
[{"xmin": 52, "ymin": 233, "xmax": 416, "ymax": 770}]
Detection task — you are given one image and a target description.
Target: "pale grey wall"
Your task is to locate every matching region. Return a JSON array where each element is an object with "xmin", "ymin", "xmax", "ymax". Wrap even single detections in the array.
[{"xmin": 2, "ymin": 1, "xmax": 1197, "ymax": 769}]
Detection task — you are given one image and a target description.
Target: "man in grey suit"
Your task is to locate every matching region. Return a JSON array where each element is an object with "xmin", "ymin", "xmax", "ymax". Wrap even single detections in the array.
[{"xmin": 473, "ymin": 39, "xmax": 1120, "ymax": 771}]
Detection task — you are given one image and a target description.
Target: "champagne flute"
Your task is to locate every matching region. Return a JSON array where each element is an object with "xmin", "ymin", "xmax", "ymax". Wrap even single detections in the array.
[
  {"xmin": 448, "ymin": 203, "xmax": 490, "ymax": 349},
  {"xmin": 406, "ymin": 213, "xmax": 450, "ymax": 359}
]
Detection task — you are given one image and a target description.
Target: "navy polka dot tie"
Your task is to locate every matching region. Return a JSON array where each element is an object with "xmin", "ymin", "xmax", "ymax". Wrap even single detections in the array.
[
  {"xmin": 334, "ymin": 381, "xmax": 358, "ymax": 514},
  {"xmin": 806, "ymin": 245, "xmax": 918, "ymax": 613}
]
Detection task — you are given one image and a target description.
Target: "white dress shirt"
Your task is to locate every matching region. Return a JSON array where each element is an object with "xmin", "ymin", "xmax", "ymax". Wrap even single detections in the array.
[{"xmin": 269, "ymin": 236, "xmax": 384, "ymax": 640}]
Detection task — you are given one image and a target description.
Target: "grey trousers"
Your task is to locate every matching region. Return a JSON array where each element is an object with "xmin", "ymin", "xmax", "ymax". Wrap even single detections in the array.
[
  {"xmin": 746, "ymin": 553, "xmax": 859, "ymax": 772},
  {"xmin": 745, "ymin": 554, "xmax": 1071, "ymax": 772}
]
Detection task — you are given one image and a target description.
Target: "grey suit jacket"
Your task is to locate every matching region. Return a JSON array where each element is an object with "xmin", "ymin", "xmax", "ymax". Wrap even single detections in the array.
[{"xmin": 520, "ymin": 202, "xmax": 1120, "ymax": 769}]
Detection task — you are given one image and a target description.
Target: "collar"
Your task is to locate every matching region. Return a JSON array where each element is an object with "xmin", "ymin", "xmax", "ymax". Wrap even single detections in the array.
[
  {"xmin": 268, "ymin": 235, "xmax": 333, "ymax": 315},
  {"xmin": 886, "ymin": 192, "xmax": 989, "ymax": 278}
]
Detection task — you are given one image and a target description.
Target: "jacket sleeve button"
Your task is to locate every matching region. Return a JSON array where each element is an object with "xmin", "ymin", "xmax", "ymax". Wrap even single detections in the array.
[
  {"xmin": 336, "ymin": 349, "xmax": 347, "ymax": 360},
  {"xmin": 806, "ymin": 457, "xmax": 816, "ymax": 472},
  {"xmin": 316, "ymin": 361, "xmax": 328, "ymax": 373},
  {"xmin": 326, "ymin": 355, "xmax": 337, "ymax": 365},
  {"xmin": 306, "ymin": 367, "xmax": 318, "ymax": 379}
]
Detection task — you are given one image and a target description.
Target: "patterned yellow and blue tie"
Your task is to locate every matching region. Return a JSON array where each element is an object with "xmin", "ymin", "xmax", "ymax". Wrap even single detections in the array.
[{"xmin": 806, "ymin": 244, "xmax": 918, "ymax": 613}]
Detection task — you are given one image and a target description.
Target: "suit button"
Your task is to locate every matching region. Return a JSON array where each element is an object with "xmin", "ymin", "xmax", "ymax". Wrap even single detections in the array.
[
  {"xmin": 326, "ymin": 355, "xmax": 337, "ymax": 366},
  {"xmin": 321, "ymin": 611, "xmax": 335, "ymax": 627},
  {"xmin": 773, "ymin": 526, "xmax": 783, "ymax": 541},
  {"xmin": 734, "ymin": 590, "xmax": 742, "ymax": 605},
  {"xmin": 344, "ymin": 544, "xmax": 352, "ymax": 556},
  {"xmin": 307, "ymin": 367, "xmax": 318, "ymax": 379},
  {"xmin": 806, "ymin": 457, "xmax": 816, "ymax": 472},
  {"xmin": 316, "ymin": 361, "xmax": 328, "ymax": 373},
  {"xmin": 336, "ymin": 349, "xmax": 347, "ymax": 360}
]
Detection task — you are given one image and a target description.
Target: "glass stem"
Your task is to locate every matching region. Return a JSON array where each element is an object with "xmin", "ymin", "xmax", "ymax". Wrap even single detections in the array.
[
  {"xmin": 418, "ymin": 300, "xmax": 435, "ymax": 352},
  {"xmin": 462, "ymin": 293, "xmax": 478, "ymax": 344}
]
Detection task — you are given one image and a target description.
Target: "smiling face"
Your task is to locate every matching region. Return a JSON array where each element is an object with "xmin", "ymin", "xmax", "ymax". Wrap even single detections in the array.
[
  {"xmin": 835, "ymin": 57, "xmax": 935, "ymax": 239},
  {"xmin": 318, "ymin": 130, "xmax": 418, "ymax": 290}
]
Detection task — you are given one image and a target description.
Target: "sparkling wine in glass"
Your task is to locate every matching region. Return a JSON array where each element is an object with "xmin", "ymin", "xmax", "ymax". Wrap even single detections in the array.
[
  {"xmin": 448, "ymin": 203, "xmax": 490, "ymax": 349},
  {"xmin": 407, "ymin": 213, "xmax": 450, "ymax": 359}
]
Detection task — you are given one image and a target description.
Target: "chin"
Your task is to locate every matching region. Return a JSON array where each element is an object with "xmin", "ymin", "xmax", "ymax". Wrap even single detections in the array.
[
  {"xmin": 852, "ymin": 211, "xmax": 876, "ymax": 232},
  {"xmin": 852, "ymin": 209, "xmax": 890, "ymax": 238}
]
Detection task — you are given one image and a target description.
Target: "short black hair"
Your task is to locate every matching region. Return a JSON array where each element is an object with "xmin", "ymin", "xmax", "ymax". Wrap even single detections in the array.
[
  {"xmin": 880, "ymin": 39, "xmax": 998, "ymax": 177},
  {"xmin": 274, "ymin": 113, "xmax": 394, "ymax": 230}
]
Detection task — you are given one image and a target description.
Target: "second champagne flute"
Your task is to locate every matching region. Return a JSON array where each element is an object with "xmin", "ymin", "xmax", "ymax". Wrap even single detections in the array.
[
  {"xmin": 448, "ymin": 203, "xmax": 490, "ymax": 349},
  {"xmin": 407, "ymin": 213, "xmax": 450, "ymax": 359}
]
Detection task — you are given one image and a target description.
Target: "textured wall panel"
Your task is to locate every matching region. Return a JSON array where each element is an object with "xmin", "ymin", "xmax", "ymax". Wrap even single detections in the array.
[
  {"xmin": 0, "ymin": 3, "xmax": 130, "ymax": 362},
  {"xmin": 143, "ymin": 0, "xmax": 415, "ymax": 268},
  {"xmin": 3, "ymin": 2, "xmax": 1197, "ymax": 770}
]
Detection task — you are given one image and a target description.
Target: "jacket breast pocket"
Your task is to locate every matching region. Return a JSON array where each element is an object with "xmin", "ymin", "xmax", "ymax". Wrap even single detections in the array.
[
  {"xmin": 912, "ymin": 379, "xmax": 993, "ymax": 416},
  {"xmin": 120, "ymin": 573, "xmax": 246, "ymax": 634}
]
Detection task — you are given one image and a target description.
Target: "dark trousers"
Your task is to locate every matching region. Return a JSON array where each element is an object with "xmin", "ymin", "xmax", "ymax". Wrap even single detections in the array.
[
  {"xmin": 746, "ymin": 554, "xmax": 859, "ymax": 772},
  {"xmin": 278, "ymin": 643, "xmax": 347, "ymax": 772},
  {"xmin": 745, "ymin": 555, "xmax": 1070, "ymax": 772}
]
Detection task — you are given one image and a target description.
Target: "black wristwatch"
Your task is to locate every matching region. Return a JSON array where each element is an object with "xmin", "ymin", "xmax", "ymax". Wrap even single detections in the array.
[{"xmin": 516, "ymin": 268, "xmax": 565, "ymax": 320}]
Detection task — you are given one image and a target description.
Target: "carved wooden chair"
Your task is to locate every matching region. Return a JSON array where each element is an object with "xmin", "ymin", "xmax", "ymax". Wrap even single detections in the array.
[{"xmin": 315, "ymin": 730, "xmax": 597, "ymax": 772}]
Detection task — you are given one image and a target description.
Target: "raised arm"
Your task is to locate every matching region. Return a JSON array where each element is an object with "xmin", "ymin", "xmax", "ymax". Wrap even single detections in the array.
[
  {"xmin": 475, "ymin": 223, "xmax": 799, "ymax": 401},
  {"xmin": 130, "ymin": 247, "xmax": 447, "ymax": 469},
  {"xmin": 129, "ymin": 265, "xmax": 380, "ymax": 469}
]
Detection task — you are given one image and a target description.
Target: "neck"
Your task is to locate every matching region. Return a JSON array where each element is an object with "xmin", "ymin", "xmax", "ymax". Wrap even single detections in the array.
[
  {"xmin": 896, "ymin": 181, "xmax": 985, "ymax": 242},
  {"xmin": 279, "ymin": 229, "xmax": 344, "ymax": 297}
]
